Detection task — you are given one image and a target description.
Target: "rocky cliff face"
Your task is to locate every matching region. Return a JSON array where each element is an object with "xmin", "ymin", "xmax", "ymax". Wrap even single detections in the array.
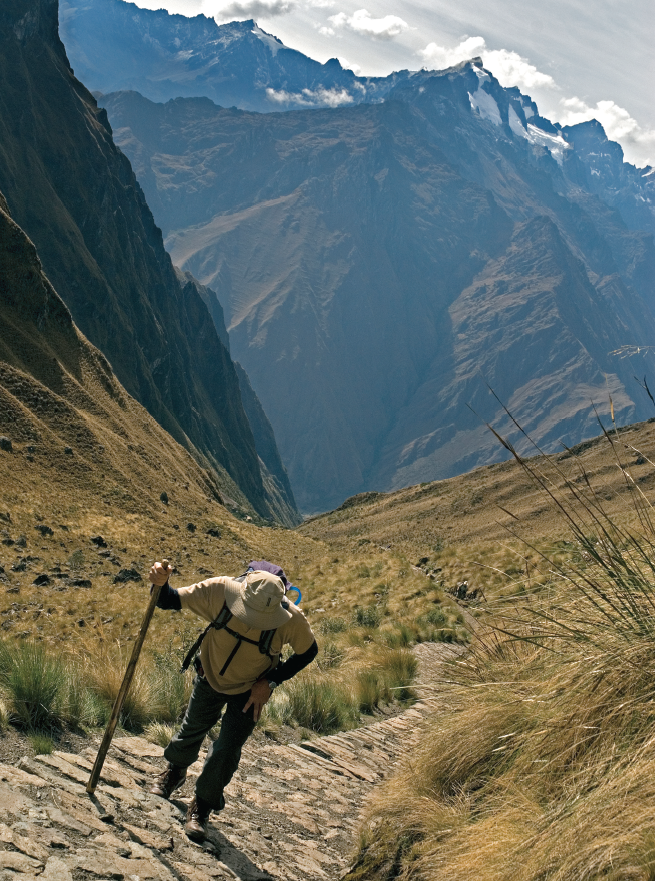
[
  {"xmin": 0, "ymin": 0, "xmax": 299, "ymax": 524},
  {"xmin": 101, "ymin": 64, "xmax": 655, "ymax": 513}
]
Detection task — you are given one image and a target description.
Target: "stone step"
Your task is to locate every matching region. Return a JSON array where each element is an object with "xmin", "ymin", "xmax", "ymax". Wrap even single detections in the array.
[{"xmin": 0, "ymin": 641, "xmax": 457, "ymax": 881}]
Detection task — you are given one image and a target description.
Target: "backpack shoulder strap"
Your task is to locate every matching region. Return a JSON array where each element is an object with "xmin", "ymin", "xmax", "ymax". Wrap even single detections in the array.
[
  {"xmin": 179, "ymin": 601, "xmax": 232, "ymax": 673},
  {"xmin": 259, "ymin": 629, "xmax": 276, "ymax": 656}
]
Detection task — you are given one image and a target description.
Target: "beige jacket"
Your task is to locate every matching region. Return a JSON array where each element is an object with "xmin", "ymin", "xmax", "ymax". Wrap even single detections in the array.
[{"xmin": 178, "ymin": 576, "xmax": 315, "ymax": 695}]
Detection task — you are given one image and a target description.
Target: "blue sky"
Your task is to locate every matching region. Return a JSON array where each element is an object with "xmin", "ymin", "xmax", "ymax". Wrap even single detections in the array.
[{"xmin": 132, "ymin": 0, "xmax": 653, "ymax": 166}]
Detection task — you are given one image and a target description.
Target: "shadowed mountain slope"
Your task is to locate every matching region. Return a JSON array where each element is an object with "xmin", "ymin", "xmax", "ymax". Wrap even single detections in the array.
[
  {"xmin": 101, "ymin": 71, "xmax": 655, "ymax": 512},
  {"xmin": 0, "ymin": 0, "xmax": 299, "ymax": 525},
  {"xmin": 0, "ymin": 191, "xmax": 230, "ymax": 523}
]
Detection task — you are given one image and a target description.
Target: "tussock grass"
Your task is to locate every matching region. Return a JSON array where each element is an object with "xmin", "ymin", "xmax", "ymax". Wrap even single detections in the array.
[
  {"xmin": 283, "ymin": 673, "xmax": 359, "ymax": 735},
  {"xmin": 346, "ymin": 418, "xmax": 655, "ymax": 881},
  {"xmin": 0, "ymin": 640, "xmax": 74, "ymax": 730},
  {"xmin": 144, "ymin": 721, "xmax": 178, "ymax": 748},
  {"xmin": 86, "ymin": 644, "xmax": 160, "ymax": 731},
  {"xmin": 29, "ymin": 733, "xmax": 55, "ymax": 755}
]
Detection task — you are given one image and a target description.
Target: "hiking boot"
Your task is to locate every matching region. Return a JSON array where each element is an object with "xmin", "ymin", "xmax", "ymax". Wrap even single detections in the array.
[
  {"xmin": 184, "ymin": 796, "xmax": 211, "ymax": 842},
  {"xmin": 149, "ymin": 763, "xmax": 187, "ymax": 799}
]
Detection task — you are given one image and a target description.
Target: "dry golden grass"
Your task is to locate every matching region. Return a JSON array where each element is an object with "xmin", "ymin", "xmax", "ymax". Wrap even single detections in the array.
[
  {"xmin": 300, "ymin": 418, "xmax": 655, "ymax": 553},
  {"xmin": 344, "ymin": 419, "xmax": 655, "ymax": 881},
  {"xmin": 349, "ymin": 627, "xmax": 655, "ymax": 881}
]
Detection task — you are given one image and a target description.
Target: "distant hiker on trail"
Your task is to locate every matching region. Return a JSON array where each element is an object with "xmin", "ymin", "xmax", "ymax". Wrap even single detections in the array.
[{"xmin": 147, "ymin": 560, "xmax": 318, "ymax": 843}]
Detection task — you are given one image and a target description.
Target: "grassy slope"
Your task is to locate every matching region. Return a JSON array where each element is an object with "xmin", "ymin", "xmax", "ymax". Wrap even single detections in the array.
[
  {"xmin": 332, "ymin": 423, "xmax": 655, "ymax": 880},
  {"xmin": 300, "ymin": 419, "xmax": 655, "ymax": 598}
]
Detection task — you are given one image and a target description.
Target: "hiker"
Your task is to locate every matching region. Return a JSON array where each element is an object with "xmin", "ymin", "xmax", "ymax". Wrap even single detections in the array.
[{"xmin": 147, "ymin": 560, "xmax": 318, "ymax": 842}]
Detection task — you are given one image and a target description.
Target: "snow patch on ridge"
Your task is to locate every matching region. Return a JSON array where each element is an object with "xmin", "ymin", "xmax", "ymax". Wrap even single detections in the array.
[
  {"xmin": 508, "ymin": 105, "xmax": 525, "ymax": 137},
  {"xmin": 525, "ymin": 124, "xmax": 570, "ymax": 164},
  {"xmin": 468, "ymin": 86, "xmax": 502, "ymax": 126},
  {"xmin": 508, "ymin": 106, "xmax": 571, "ymax": 165},
  {"xmin": 252, "ymin": 24, "xmax": 283, "ymax": 56},
  {"xmin": 468, "ymin": 66, "xmax": 502, "ymax": 125}
]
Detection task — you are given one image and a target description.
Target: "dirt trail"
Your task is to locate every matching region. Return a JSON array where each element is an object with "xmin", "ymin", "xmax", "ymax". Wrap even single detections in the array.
[{"xmin": 0, "ymin": 643, "xmax": 460, "ymax": 881}]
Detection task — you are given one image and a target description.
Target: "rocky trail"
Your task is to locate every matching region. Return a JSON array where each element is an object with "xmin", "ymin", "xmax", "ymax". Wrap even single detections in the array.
[{"xmin": 0, "ymin": 643, "xmax": 460, "ymax": 881}]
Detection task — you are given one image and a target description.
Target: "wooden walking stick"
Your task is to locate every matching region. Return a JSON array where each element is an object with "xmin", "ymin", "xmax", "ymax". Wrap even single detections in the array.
[{"xmin": 87, "ymin": 560, "xmax": 170, "ymax": 794}]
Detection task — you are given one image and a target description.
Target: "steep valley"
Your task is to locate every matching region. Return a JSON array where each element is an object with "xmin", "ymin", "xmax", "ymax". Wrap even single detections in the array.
[
  {"xmin": 0, "ymin": 0, "xmax": 298, "ymax": 526},
  {"xmin": 0, "ymin": 3, "xmax": 653, "ymax": 877},
  {"xmin": 3, "ymin": 174, "xmax": 655, "ymax": 878}
]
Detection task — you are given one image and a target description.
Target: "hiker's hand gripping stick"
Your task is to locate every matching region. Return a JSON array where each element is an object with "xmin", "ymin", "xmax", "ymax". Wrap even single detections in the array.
[{"xmin": 87, "ymin": 559, "xmax": 171, "ymax": 795}]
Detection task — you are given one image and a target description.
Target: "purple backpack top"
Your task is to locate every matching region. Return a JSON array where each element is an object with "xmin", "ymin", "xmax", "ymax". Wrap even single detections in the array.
[
  {"xmin": 247, "ymin": 560, "xmax": 301, "ymax": 605},
  {"xmin": 247, "ymin": 559, "xmax": 289, "ymax": 588}
]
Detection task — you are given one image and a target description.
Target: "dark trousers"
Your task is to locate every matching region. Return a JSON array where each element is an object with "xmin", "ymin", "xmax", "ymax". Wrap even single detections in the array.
[{"xmin": 164, "ymin": 676, "xmax": 256, "ymax": 810}]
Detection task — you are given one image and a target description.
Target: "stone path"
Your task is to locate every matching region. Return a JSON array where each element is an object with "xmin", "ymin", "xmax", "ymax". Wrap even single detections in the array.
[{"xmin": 0, "ymin": 643, "xmax": 461, "ymax": 881}]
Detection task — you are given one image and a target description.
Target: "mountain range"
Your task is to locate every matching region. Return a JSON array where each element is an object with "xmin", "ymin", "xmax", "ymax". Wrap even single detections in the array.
[
  {"xmin": 0, "ymin": 0, "xmax": 299, "ymax": 525},
  {"xmin": 97, "ymin": 56, "xmax": 655, "ymax": 511},
  {"xmin": 59, "ymin": 0, "xmax": 412, "ymax": 113},
  {"xmin": 28, "ymin": 0, "xmax": 655, "ymax": 513}
]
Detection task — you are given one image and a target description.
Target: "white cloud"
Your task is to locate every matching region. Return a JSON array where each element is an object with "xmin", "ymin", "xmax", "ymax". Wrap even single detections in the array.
[
  {"xmin": 266, "ymin": 86, "xmax": 355, "ymax": 106},
  {"xmin": 482, "ymin": 48, "xmax": 556, "ymax": 91},
  {"xmin": 337, "ymin": 56, "xmax": 362, "ymax": 75},
  {"xmin": 557, "ymin": 97, "xmax": 655, "ymax": 167},
  {"xmin": 328, "ymin": 8, "xmax": 409, "ymax": 41},
  {"xmin": 212, "ymin": 0, "xmax": 294, "ymax": 20},
  {"xmin": 305, "ymin": 0, "xmax": 334, "ymax": 6},
  {"xmin": 419, "ymin": 37, "xmax": 556, "ymax": 92},
  {"xmin": 318, "ymin": 25, "xmax": 335, "ymax": 35},
  {"xmin": 418, "ymin": 36, "xmax": 485, "ymax": 69}
]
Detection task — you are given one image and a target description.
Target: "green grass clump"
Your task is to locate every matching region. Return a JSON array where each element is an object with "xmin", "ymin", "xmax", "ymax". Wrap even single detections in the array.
[
  {"xmin": 0, "ymin": 640, "xmax": 70, "ymax": 730},
  {"xmin": 318, "ymin": 616, "xmax": 348, "ymax": 634},
  {"xmin": 381, "ymin": 623, "xmax": 416, "ymax": 648},
  {"xmin": 144, "ymin": 721, "xmax": 177, "ymax": 748},
  {"xmin": 378, "ymin": 649, "xmax": 417, "ymax": 703},
  {"xmin": 318, "ymin": 641, "xmax": 345, "ymax": 669},
  {"xmin": 0, "ymin": 638, "xmax": 111, "ymax": 731},
  {"xmin": 353, "ymin": 605, "xmax": 382, "ymax": 628},
  {"xmin": 355, "ymin": 669, "xmax": 389, "ymax": 714},
  {"xmin": 422, "ymin": 605, "xmax": 447, "ymax": 627},
  {"xmin": 151, "ymin": 642, "xmax": 194, "ymax": 723},
  {"xmin": 284, "ymin": 674, "xmax": 359, "ymax": 734},
  {"xmin": 29, "ymin": 733, "xmax": 54, "ymax": 755}
]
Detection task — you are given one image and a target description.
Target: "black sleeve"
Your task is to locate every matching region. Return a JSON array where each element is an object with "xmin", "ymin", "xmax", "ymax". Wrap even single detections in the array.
[
  {"xmin": 268, "ymin": 640, "xmax": 318, "ymax": 686},
  {"xmin": 153, "ymin": 581, "xmax": 181, "ymax": 611}
]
